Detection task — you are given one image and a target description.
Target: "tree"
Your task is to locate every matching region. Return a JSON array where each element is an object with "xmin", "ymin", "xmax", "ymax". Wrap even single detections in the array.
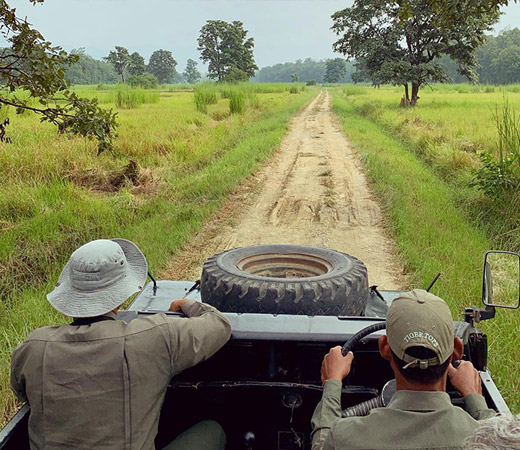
[
  {"xmin": 183, "ymin": 58, "xmax": 201, "ymax": 84},
  {"xmin": 0, "ymin": 0, "xmax": 117, "ymax": 153},
  {"xmin": 198, "ymin": 20, "xmax": 258, "ymax": 82},
  {"xmin": 127, "ymin": 52, "xmax": 146, "ymax": 76},
  {"xmin": 66, "ymin": 49, "xmax": 118, "ymax": 84},
  {"xmin": 291, "ymin": 73, "xmax": 299, "ymax": 82},
  {"xmin": 147, "ymin": 49, "xmax": 177, "ymax": 84},
  {"xmin": 492, "ymin": 46, "xmax": 520, "ymax": 84},
  {"xmin": 104, "ymin": 46, "xmax": 130, "ymax": 83},
  {"xmin": 323, "ymin": 58, "xmax": 347, "ymax": 83},
  {"xmin": 332, "ymin": 1, "xmax": 499, "ymax": 105}
]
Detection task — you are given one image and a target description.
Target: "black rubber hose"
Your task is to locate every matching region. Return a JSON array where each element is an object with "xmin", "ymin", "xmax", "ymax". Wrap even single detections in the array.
[{"xmin": 341, "ymin": 322, "xmax": 386, "ymax": 356}]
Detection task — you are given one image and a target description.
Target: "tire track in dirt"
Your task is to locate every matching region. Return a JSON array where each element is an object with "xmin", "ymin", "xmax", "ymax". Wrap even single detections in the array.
[{"xmin": 162, "ymin": 90, "xmax": 405, "ymax": 289}]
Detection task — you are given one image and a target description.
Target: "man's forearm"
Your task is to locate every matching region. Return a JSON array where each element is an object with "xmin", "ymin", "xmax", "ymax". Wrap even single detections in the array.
[{"xmin": 311, "ymin": 379, "xmax": 342, "ymax": 450}]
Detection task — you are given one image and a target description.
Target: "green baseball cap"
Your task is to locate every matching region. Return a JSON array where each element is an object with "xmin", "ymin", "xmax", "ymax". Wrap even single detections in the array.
[{"xmin": 387, "ymin": 289, "xmax": 454, "ymax": 370}]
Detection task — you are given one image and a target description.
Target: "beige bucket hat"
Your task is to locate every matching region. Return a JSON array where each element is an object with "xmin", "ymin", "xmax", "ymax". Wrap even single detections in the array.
[
  {"xmin": 387, "ymin": 289, "xmax": 454, "ymax": 369},
  {"xmin": 47, "ymin": 239, "xmax": 148, "ymax": 317}
]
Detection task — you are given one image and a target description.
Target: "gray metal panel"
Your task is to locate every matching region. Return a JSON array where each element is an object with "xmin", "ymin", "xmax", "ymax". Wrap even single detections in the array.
[
  {"xmin": 128, "ymin": 281, "xmax": 388, "ymax": 341},
  {"xmin": 480, "ymin": 370, "xmax": 511, "ymax": 415}
]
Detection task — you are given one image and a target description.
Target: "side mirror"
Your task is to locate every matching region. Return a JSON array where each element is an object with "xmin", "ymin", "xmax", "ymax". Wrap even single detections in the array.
[{"xmin": 482, "ymin": 250, "xmax": 520, "ymax": 309}]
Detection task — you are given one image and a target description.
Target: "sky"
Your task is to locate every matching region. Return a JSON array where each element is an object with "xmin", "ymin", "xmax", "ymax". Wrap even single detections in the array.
[{"xmin": 6, "ymin": 0, "xmax": 520, "ymax": 71}]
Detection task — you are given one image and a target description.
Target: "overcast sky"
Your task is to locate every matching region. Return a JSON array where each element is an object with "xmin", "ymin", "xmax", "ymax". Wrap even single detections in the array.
[{"xmin": 7, "ymin": 0, "xmax": 520, "ymax": 70}]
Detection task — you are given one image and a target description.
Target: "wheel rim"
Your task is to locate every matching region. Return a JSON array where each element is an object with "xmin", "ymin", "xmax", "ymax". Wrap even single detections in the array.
[{"xmin": 236, "ymin": 253, "xmax": 333, "ymax": 278}]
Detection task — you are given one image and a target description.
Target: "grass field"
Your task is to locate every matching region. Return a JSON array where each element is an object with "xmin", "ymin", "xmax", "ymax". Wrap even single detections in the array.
[
  {"xmin": 331, "ymin": 84, "xmax": 520, "ymax": 412},
  {"xmin": 0, "ymin": 82, "xmax": 316, "ymax": 424}
]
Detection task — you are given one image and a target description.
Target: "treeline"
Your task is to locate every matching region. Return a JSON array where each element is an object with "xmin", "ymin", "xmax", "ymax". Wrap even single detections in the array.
[
  {"xmin": 66, "ymin": 48, "xmax": 187, "ymax": 85},
  {"xmin": 438, "ymin": 28, "xmax": 520, "ymax": 85},
  {"xmin": 254, "ymin": 58, "xmax": 356, "ymax": 83},
  {"xmin": 257, "ymin": 28, "xmax": 520, "ymax": 85}
]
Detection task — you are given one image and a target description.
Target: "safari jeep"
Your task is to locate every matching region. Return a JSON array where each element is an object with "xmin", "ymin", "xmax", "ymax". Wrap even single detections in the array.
[{"xmin": 1, "ymin": 245, "xmax": 519, "ymax": 450}]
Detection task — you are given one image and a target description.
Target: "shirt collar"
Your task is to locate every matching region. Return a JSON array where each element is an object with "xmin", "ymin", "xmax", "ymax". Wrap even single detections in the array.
[{"xmin": 387, "ymin": 390, "xmax": 453, "ymax": 412}]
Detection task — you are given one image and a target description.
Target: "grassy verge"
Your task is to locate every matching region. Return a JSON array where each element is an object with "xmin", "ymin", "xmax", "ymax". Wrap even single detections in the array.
[
  {"xmin": 0, "ymin": 84, "xmax": 317, "ymax": 424},
  {"xmin": 331, "ymin": 90, "xmax": 519, "ymax": 413}
]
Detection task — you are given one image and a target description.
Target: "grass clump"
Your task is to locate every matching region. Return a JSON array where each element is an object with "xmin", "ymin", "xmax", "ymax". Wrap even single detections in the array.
[
  {"xmin": 111, "ymin": 86, "xmax": 159, "ymax": 109},
  {"xmin": 229, "ymin": 90, "xmax": 246, "ymax": 114},
  {"xmin": 194, "ymin": 85, "xmax": 218, "ymax": 114},
  {"xmin": 343, "ymin": 85, "xmax": 367, "ymax": 96}
]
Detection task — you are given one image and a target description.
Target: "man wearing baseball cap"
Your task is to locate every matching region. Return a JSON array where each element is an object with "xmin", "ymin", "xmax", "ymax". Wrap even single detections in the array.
[
  {"xmin": 311, "ymin": 289, "xmax": 496, "ymax": 450},
  {"xmin": 11, "ymin": 239, "xmax": 231, "ymax": 450}
]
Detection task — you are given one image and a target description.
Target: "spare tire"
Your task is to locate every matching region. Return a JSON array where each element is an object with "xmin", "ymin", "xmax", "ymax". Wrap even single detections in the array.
[{"xmin": 200, "ymin": 245, "xmax": 368, "ymax": 316}]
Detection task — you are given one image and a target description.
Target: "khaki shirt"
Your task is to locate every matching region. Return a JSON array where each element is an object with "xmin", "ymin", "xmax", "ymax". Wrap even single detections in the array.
[
  {"xmin": 311, "ymin": 379, "xmax": 496, "ymax": 450},
  {"xmin": 10, "ymin": 300, "xmax": 231, "ymax": 450}
]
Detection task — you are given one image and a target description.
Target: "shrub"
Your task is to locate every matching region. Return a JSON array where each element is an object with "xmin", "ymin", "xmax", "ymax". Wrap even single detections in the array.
[
  {"xmin": 306, "ymin": 80, "xmax": 317, "ymax": 86},
  {"xmin": 289, "ymin": 85, "xmax": 299, "ymax": 94},
  {"xmin": 471, "ymin": 99, "xmax": 520, "ymax": 197},
  {"xmin": 127, "ymin": 74, "xmax": 159, "ymax": 89},
  {"xmin": 229, "ymin": 90, "xmax": 246, "ymax": 114},
  {"xmin": 484, "ymin": 85, "xmax": 495, "ymax": 93}
]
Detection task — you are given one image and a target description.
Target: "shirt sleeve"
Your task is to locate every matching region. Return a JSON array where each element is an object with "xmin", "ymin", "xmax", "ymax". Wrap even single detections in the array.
[
  {"xmin": 167, "ymin": 299, "xmax": 231, "ymax": 375},
  {"xmin": 464, "ymin": 393, "xmax": 496, "ymax": 420},
  {"xmin": 311, "ymin": 379, "xmax": 342, "ymax": 450},
  {"xmin": 10, "ymin": 344, "xmax": 28, "ymax": 403}
]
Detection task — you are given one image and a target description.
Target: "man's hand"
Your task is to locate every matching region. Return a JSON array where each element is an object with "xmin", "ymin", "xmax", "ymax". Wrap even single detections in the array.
[
  {"xmin": 448, "ymin": 360, "xmax": 482, "ymax": 397},
  {"xmin": 320, "ymin": 346, "xmax": 354, "ymax": 385},
  {"xmin": 169, "ymin": 298, "xmax": 191, "ymax": 312}
]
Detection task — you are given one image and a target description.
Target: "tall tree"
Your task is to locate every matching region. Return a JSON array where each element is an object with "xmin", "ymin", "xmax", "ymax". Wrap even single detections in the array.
[
  {"xmin": 332, "ymin": 0, "xmax": 499, "ymax": 105},
  {"xmin": 147, "ymin": 49, "xmax": 177, "ymax": 84},
  {"xmin": 0, "ymin": 0, "xmax": 117, "ymax": 153},
  {"xmin": 128, "ymin": 52, "xmax": 146, "ymax": 76},
  {"xmin": 198, "ymin": 20, "xmax": 258, "ymax": 82},
  {"xmin": 183, "ymin": 58, "xmax": 201, "ymax": 84},
  {"xmin": 323, "ymin": 58, "xmax": 347, "ymax": 83},
  {"xmin": 104, "ymin": 46, "xmax": 130, "ymax": 83}
]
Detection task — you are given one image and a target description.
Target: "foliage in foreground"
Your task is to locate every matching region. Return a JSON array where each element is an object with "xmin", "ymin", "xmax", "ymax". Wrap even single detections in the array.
[{"xmin": 0, "ymin": 0, "xmax": 117, "ymax": 153}]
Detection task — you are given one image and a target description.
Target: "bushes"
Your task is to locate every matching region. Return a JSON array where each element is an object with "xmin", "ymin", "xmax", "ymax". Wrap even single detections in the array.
[
  {"xmin": 127, "ymin": 74, "xmax": 159, "ymax": 89},
  {"xmin": 472, "ymin": 99, "xmax": 520, "ymax": 197}
]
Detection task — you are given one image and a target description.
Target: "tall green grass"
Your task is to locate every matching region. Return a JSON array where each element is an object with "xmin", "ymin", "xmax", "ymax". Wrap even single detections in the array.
[
  {"xmin": 229, "ymin": 90, "xmax": 246, "ymax": 114},
  {"xmin": 111, "ymin": 86, "xmax": 160, "ymax": 109},
  {"xmin": 194, "ymin": 85, "xmax": 218, "ymax": 113}
]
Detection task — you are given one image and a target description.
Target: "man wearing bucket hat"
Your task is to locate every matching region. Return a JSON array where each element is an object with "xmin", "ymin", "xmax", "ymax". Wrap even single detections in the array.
[
  {"xmin": 10, "ymin": 239, "xmax": 231, "ymax": 450},
  {"xmin": 311, "ymin": 289, "xmax": 496, "ymax": 450}
]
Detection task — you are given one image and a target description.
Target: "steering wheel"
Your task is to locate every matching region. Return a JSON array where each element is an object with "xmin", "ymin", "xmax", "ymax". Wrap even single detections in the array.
[
  {"xmin": 339, "ymin": 322, "xmax": 389, "ymax": 417},
  {"xmin": 341, "ymin": 322, "xmax": 386, "ymax": 356}
]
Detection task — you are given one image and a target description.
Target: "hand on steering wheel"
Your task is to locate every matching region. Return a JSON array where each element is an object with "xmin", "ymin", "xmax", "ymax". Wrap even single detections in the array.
[{"xmin": 321, "ymin": 346, "xmax": 354, "ymax": 385}]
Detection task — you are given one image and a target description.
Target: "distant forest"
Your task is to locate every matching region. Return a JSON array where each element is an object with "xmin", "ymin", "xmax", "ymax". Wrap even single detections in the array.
[{"xmin": 66, "ymin": 28, "xmax": 520, "ymax": 85}]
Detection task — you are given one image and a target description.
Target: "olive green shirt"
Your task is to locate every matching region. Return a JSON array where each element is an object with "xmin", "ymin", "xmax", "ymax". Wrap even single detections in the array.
[
  {"xmin": 311, "ymin": 379, "xmax": 496, "ymax": 450},
  {"xmin": 10, "ymin": 300, "xmax": 231, "ymax": 450}
]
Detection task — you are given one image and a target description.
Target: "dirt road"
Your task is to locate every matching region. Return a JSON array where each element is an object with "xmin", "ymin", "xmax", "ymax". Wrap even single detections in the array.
[{"xmin": 163, "ymin": 90, "xmax": 404, "ymax": 289}]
